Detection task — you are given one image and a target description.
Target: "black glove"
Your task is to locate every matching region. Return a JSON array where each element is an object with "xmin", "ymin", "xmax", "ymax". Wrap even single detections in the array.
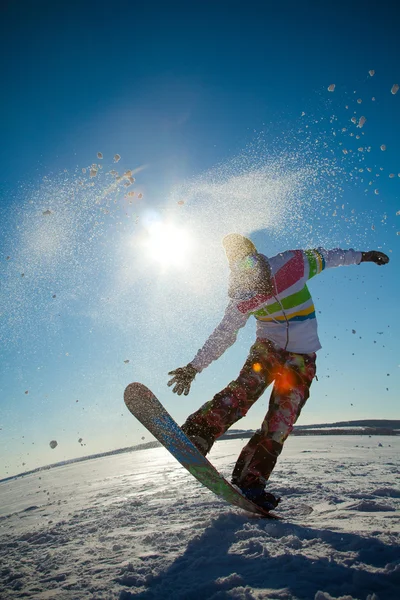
[
  {"xmin": 167, "ymin": 364, "xmax": 198, "ymax": 396},
  {"xmin": 361, "ymin": 251, "xmax": 390, "ymax": 266}
]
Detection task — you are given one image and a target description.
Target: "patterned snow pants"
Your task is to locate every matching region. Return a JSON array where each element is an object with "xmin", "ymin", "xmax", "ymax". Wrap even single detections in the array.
[{"xmin": 181, "ymin": 338, "xmax": 317, "ymax": 489}]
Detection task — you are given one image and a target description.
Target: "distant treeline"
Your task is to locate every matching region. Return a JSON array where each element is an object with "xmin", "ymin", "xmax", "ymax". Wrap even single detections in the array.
[
  {"xmin": 295, "ymin": 419, "xmax": 400, "ymax": 430},
  {"xmin": 221, "ymin": 427, "xmax": 398, "ymax": 440}
]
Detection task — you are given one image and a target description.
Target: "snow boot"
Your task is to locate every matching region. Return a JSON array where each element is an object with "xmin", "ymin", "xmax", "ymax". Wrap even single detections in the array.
[
  {"xmin": 181, "ymin": 422, "xmax": 214, "ymax": 456},
  {"xmin": 236, "ymin": 485, "xmax": 281, "ymax": 511}
]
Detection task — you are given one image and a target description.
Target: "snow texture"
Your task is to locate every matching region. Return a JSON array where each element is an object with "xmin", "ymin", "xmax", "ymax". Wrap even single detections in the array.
[{"xmin": 0, "ymin": 436, "xmax": 399, "ymax": 600}]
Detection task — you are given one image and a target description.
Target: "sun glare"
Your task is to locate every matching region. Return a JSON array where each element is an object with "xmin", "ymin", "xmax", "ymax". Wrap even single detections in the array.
[{"xmin": 144, "ymin": 221, "xmax": 194, "ymax": 268}]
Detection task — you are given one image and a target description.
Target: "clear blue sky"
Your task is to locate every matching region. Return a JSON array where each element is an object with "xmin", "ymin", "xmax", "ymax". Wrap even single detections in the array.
[{"xmin": 1, "ymin": 0, "xmax": 399, "ymax": 478}]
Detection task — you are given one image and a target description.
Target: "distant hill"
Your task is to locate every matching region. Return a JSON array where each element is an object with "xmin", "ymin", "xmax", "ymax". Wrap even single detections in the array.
[
  {"xmin": 221, "ymin": 419, "xmax": 400, "ymax": 440},
  {"xmin": 295, "ymin": 419, "xmax": 400, "ymax": 430}
]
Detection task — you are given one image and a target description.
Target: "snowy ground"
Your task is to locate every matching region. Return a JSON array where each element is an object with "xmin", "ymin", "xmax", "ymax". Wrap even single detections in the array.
[{"xmin": 0, "ymin": 436, "xmax": 399, "ymax": 600}]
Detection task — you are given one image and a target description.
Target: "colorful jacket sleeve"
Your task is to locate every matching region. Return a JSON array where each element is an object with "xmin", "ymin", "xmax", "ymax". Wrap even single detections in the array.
[
  {"xmin": 303, "ymin": 248, "xmax": 362, "ymax": 280},
  {"xmin": 190, "ymin": 300, "xmax": 250, "ymax": 373}
]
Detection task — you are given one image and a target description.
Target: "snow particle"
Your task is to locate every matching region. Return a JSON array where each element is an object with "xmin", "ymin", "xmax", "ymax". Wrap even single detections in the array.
[
  {"xmin": 357, "ymin": 116, "xmax": 367, "ymax": 128},
  {"xmin": 124, "ymin": 359, "xmax": 130, "ymax": 364},
  {"xmin": 328, "ymin": 84, "xmax": 335, "ymax": 92},
  {"xmin": 97, "ymin": 152, "xmax": 103, "ymax": 159},
  {"xmin": 391, "ymin": 84, "xmax": 399, "ymax": 95},
  {"xmin": 357, "ymin": 99, "xmax": 362, "ymax": 104},
  {"xmin": 49, "ymin": 440, "xmax": 58, "ymax": 449},
  {"xmin": 389, "ymin": 173, "xmax": 395, "ymax": 178},
  {"xmin": 137, "ymin": 193, "xmax": 143, "ymax": 199},
  {"xmin": 369, "ymin": 69, "xmax": 375, "ymax": 76},
  {"xmin": 90, "ymin": 168, "xmax": 98, "ymax": 178},
  {"xmin": 380, "ymin": 145, "xmax": 386, "ymax": 151},
  {"xmin": 375, "ymin": 189, "xmax": 379, "ymax": 195},
  {"xmin": 114, "ymin": 154, "xmax": 121, "ymax": 163},
  {"xmin": 42, "ymin": 210, "xmax": 52, "ymax": 216}
]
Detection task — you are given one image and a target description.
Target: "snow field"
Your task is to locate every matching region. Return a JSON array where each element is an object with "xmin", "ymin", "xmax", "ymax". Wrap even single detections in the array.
[{"xmin": 0, "ymin": 435, "xmax": 398, "ymax": 600}]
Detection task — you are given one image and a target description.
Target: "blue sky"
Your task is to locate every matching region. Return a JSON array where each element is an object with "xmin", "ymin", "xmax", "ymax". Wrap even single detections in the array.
[{"xmin": 0, "ymin": 0, "xmax": 399, "ymax": 478}]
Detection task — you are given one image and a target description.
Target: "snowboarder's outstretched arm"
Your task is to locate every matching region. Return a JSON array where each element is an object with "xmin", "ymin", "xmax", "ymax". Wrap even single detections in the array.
[
  {"xmin": 303, "ymin": 248, "xmax": 389, "ymax": 280},
  {"xmin": 168, "ymin": 300, "xmax": 249, "ymax": 395}
]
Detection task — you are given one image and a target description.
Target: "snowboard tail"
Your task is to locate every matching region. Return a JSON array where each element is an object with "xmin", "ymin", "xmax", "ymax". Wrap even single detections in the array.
[{"xmin": 124, "ymin": 382, "xmax": 279, "ymax": 519}]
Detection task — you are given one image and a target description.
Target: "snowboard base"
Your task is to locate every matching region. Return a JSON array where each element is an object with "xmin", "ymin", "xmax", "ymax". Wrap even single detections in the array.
[{"xmin": 124, "ymin": 382, "xmax": 280, "ymax": 520}]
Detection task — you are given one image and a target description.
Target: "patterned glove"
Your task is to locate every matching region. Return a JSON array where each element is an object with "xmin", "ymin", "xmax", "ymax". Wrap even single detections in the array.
[
  {"xmin": 167, "ymin": 364, "xmax": 198, "ymax": 396},
  {"xmin": 361, "ymin": 251, "xmax": 389, "ymax": 266}
]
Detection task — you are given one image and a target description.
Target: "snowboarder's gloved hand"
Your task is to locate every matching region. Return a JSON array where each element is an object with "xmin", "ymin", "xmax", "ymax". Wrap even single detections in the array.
[
  {"xmin": 167, "ymin": 364, "xmax": 198, "ymax": 396},
  {"xmin": 361, "ymin": 251, "xmax": 390, "ymax": 266}
]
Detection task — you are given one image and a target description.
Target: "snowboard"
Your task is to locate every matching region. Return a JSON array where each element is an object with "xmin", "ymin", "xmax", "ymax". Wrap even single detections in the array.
[{"xmin": 124, "ymin": 382, "xmax": 280, "ymax": 519}]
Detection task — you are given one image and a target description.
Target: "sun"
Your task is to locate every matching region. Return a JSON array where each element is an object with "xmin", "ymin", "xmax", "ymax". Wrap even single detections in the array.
[{"xmin": 143, "ymin": 221, "xmax": 194, "ymax": 268}]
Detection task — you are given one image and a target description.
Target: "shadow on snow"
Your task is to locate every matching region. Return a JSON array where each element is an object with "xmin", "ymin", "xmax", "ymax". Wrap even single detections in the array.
[{"xmin": 117, "ymin": 512, "xmax": 399, "ymax": 600}]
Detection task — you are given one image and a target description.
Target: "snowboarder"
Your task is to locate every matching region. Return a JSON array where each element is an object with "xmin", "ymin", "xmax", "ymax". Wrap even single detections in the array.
[{"xmin": 167, "ymin": 234, "xmax": 389, "ymax": 511}]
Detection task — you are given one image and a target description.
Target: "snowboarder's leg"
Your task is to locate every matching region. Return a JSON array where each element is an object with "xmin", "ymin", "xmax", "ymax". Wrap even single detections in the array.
[
  {"xmin": 181, "ymin": 339, "xmax": 280, "ymax": 455},
  {"xmin": 231, "ymin": 351, "xmax": 317, "ymax": 490}
]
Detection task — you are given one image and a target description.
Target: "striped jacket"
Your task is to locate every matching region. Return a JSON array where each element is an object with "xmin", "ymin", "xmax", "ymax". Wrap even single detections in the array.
[{"xmin": 190, "ymin": 248, "xmax": 362, "ymax": 372}]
